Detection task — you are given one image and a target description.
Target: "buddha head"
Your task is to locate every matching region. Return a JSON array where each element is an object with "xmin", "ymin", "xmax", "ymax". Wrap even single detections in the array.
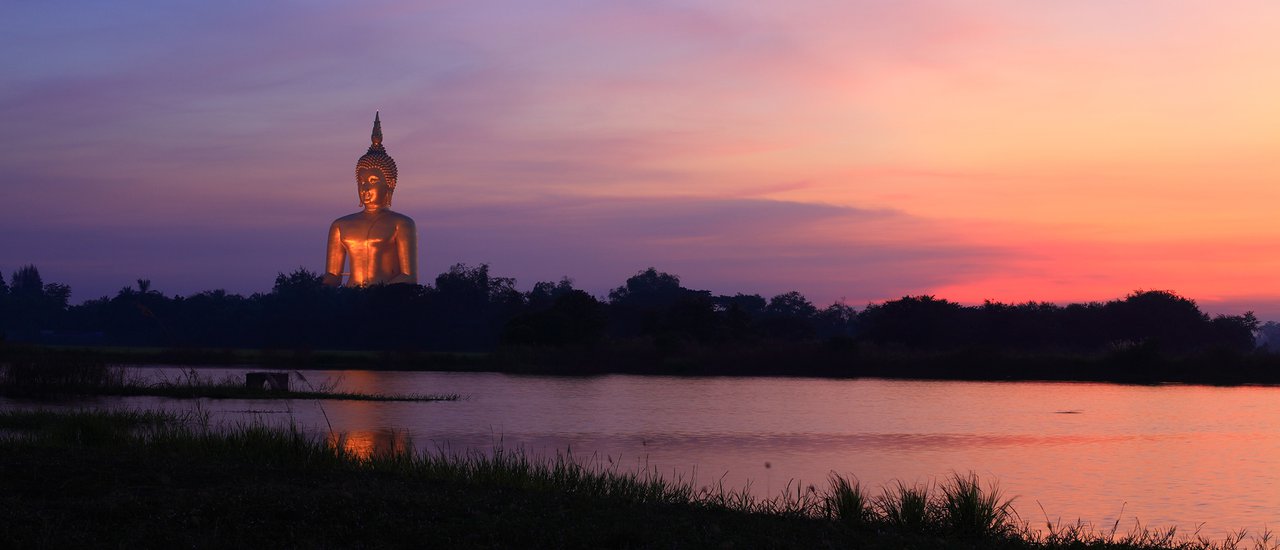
[
  {"xmin": 357, "ymin": 167, "xmax": 391, "ymax": 208},
  {"xmin": 355, "ymin": 112, "xmax": 398, "ymax": 207}
]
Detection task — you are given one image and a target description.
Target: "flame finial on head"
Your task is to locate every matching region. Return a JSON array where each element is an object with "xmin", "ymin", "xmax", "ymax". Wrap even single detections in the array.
[{"xmin": 370, "ymin": 111, "xmax": 384, "ymax": 150}]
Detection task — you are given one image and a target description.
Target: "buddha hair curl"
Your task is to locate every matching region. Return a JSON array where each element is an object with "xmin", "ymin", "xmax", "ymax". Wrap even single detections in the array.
[{"xmin": 355, "ymin": 152, "xmax": 398, "ymax": 206}]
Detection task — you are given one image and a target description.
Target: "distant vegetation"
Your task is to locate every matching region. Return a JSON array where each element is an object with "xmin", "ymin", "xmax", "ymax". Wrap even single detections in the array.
[{"xmin": 0, "ymin": 263, "xmax": 1271, "ymax": 382}]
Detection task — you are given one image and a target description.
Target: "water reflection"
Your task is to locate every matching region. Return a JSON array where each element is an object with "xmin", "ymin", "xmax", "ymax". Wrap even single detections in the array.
[
  {"xmin": 327, "ymin": 429, "xmax": 411, "ymax": 460},
  {"xmin": 6, "ymin": 367, "xmax": 1279, "ymax": 537}
]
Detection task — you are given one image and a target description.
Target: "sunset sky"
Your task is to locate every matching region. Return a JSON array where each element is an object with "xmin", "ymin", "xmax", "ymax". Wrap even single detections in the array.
[{"xmin": 3, "ymin": 1, "xmax": 1279, "ymax": 317}]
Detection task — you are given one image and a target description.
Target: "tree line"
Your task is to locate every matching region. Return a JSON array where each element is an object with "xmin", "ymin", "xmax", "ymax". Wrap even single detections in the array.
[{"xmin": 0, "ymin": 264, "xmax": 1262, "ymax": 354}]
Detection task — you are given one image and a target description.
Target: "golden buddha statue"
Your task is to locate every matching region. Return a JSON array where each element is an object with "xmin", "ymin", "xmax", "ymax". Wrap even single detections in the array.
[{"xmin": 323, "ymin": 112, "xmax": 419, "ymax": 287}]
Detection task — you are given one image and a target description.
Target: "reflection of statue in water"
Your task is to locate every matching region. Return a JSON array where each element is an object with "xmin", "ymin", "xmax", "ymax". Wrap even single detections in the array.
[
  {"xmin": 323, "ymin": 112, "xmax": 418, "ymax": 287},
  {"xmin": 325, "ymin": 428, "xmax": 411, "ymax": 460}
]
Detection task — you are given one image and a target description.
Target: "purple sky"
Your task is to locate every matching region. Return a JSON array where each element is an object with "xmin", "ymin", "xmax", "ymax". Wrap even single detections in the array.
[{"xmin": 4, "ymin": 1, "xmax": 1278, "ymax": 318}]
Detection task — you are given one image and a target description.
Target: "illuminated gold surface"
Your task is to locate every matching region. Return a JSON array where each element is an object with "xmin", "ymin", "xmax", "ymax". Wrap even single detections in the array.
[{"xmin": 323, "ymin": 112, "xmax": 418, "ymax": 286}]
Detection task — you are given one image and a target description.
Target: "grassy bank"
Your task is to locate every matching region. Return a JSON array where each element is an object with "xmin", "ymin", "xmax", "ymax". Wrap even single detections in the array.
[
  {"xmin": 0, "ymin": 349, "xmax": 458, "ymax": 401},
  {"xmin": 7, "ymin": 340, "xmax": 1280, "ymax": 386},
  {"xmin": 0, "ymin": 409, "xmax": 1272, "ymax": 549}
]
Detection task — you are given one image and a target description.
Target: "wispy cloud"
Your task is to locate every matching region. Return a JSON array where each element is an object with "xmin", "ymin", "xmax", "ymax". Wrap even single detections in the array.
[
  {"xmin": 0, "ymin": 191, "xmax": 1003, "ymax": 305},
  {"xmin": 4, "ymin": 1, "xmax": 1280, "ymax": 314},
  {"xmin": 421, "ymin": 195, "xmax": 1005, "ymax": 303}
]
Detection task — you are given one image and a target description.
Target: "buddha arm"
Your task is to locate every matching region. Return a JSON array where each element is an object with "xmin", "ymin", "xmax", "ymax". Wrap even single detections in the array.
[
  {"xmin": 323, "ymin": 222, "xmax": 345, "ymax": 286},
  {"xmin": 392, "ymin": 217, "xmax": 418, "ymax": 284}
]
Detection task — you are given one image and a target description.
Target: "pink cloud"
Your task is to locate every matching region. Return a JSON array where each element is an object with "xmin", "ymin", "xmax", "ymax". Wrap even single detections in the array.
[{"xmin": 5, "ymin": 0, "xmax": 1280, "ymax": 320}]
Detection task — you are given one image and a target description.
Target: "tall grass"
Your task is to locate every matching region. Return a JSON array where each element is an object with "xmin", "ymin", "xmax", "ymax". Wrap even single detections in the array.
[
  {"xmin": 824, "ymin": 474, "xmax": 870, "ymax": 527},
  {"xmin": 878, "ymin": 480, "xmax": 933, "ymax": 533},
  {"xmin": 823, "ymin": 472, "xmax": 1016, "ymax": 539},
  {"xmin": 0, "ymin": 408, "xmax": 184, "ymax": 446},
  {"xmin": 0, "ymin": 355, "xmax": 127, "ymax": 396},
  {"xmin": 939, "ymin": 471, "xmax": 1018, "ymax": 538},
  {"xmin": 0, "ymin": 355, "xmax": 457, "ymax": 401},
  {"xmin": 4, "ymin": 408, "xmax": 1278, "ymax": 549}
]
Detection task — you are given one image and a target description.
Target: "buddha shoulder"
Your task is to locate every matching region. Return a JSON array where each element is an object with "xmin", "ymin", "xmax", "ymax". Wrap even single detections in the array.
[
  {"xmin": 331, "ymin": 210, "xmax": 415, "ymax": 228},
  {"xmin": 384, "ymin": 210, "xmax": 415, "ymax": 226},
  {"xmin": 375, "ymin": 210, "xmax": 416, "ymax": 230}
]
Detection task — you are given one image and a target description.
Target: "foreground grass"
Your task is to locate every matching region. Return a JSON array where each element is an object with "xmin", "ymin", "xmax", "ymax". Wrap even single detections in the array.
[{"xmin": 0, "ymin": 409, "xmax": 1274, "ymax": 549}]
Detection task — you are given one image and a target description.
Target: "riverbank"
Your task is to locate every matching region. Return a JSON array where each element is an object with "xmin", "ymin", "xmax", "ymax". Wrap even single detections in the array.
[
  {"xmin": 0, "ymin": 409, "xmax": 1266, "ymax": 549},
  {"xmin": 0, "ymin": 349, "xmax": 458, "ymax": 401},
  {"xmin": 8, "ymin": 341, "xmax": 1280, "ymax": 386}
]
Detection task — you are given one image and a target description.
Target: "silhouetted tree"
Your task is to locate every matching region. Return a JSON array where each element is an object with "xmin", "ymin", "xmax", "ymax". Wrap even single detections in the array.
[
  {"xmin": 1, "ymin": 263, "xmax": 1269, "ymax": 371},
  {"xmin": 1056, "ymin": 302, "xmax": 1109, "ymax": 350},
  {"xmin": 82, "ymin": 278, "xmax": 176, "ymax": 346},
  {"xmin": 42, "ymin": 283, "xmax": 71, "ymax": 312},
  {"xmin": 1104, "ymin": 290, "xmax": 1207, "ymax": 351},
  {"xmin": 713, "ymin": 294, "xmax": 766, "ymax": 342},
  {"xmin": 713, "ymin": 293, "xmax": 766, "ymax": 316},
  {"xmin": 10, "ymin": 265, "xmax": 44, "ymax": 296},
  {"xmin": 3, "ymin": 265, "xmax": 70, "ymax": 334},
  {"xmin": 1258, "ymin": 321, "xmax": 1280, "ymax": 352},
  {"xmin": 168, "ymin": 289, "xmax": 254, "ymax": 347},
  {"xmin": 1206, "ymin": 312, "xmax": 1258, "ymax": 352},
  {"xmin": 815, "ymin": 302, "xmax": 858, "ymax": 340},
  {"xmin": 434, "ymin": 264, "xmax": 503, "ymax": 307},
  {"xmin": 760, "ymin": 291, "xmax": 818, "ymax": 340},
  {"xmin": 260, "ymin": 267, "xmax": 337, "ymax": 348},
  {"xmin": 859, "ymin": 295, "xmax": 966, "ymax": 348},
  {"xmin": 608, "ymin": 268, "xmax": 687, "ymax": 309},
  {"xmin": 425, "ymin": 263, "xmax": 525, "ymax": 350},
  {"xmin": 358, "ymin": 282, "xmax": 428, "ymax": 349},
  {"xmin": 654, "ymin": 293, "xmax": 720, "ymax": 344},
  {"xmin": 607, "ymin": 268, "xmax": 713, "ymax": 341},
  {"xmin": 527, "ymin": 277, "xmax": 578, "ymax": 311},
  {"xmin": 504, "ymin": 289, "xmax": 607, "ymax": 347},
  {"xmin": 972, "ymin": 301, "xmax": 1064, "ymax": 350},
  {"xmin": 273, "ymin": 268, "xmax": 326, "ymax": 295},
  {"xmin": 766, "ymin": 291, "xmax": 818, "ymax": 318}
]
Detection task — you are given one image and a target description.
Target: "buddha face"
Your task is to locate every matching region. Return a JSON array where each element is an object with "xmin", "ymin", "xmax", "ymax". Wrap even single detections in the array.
[{"xmin": 358, "ymin": 169, "xmax": 391, "ymax": 208}]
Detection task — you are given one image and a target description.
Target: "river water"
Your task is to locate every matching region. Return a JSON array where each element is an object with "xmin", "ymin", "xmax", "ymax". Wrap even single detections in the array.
[{"xmin": 5, "ymin": 367, "xmax": 1278, "ymax": 537}]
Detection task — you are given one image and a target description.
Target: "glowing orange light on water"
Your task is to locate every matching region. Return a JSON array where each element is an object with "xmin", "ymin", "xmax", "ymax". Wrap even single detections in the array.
[{"xmin": 326, "ymin": 429, "xmax": 410, "ymax": 460}]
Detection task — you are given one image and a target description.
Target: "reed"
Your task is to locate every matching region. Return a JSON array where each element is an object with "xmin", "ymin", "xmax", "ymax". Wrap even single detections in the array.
[
  {"xmin": 939, "ymin": 471, "xmax": 1018, "ymax": 538},
  {"xmin": 0, "ymin": 354, "xmax": 456, "ymax": 401},
  {"xmin": 0, "ymin": 353, "xmax": 126, "ymax": 396},
  {"xmin": 877, "ymin": 480, "xmax": 934, "ymax": 533},
  {"xmin": 2, "ymin": 408, "xmax": 1277, "ymax": 549},
  {"xmin": 824, "ymin": 473, "xmax": 870, "ymax": 527},
  {"xmin": 139, "ymin": 368, "xmax": 460, "ymax": 402}
]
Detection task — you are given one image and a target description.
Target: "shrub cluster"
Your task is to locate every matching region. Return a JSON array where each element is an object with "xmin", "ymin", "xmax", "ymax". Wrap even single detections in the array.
[{"xmin": 0, "ymin": 264, "xmax": 1259, "ymax": 355}]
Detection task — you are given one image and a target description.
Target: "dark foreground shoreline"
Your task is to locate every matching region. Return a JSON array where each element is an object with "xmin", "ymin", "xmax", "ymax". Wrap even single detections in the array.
[
  {"xmin": 8, "ymin": 342, "xmax": 1280, "ymax": 387},
  {"xmin": 0, "ymin": 409, "xmax": 1265, "ymax": 549}
]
